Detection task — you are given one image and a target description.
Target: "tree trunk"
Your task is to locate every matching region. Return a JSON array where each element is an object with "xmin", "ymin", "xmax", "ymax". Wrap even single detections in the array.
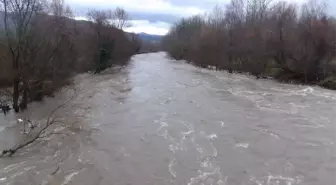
[
  {"xmin": 13, "ymin": 77, "xmax": 20, "ymax": 112},
  {"xmin": 20, "ymin": 80, "xmax": 28, "ymax": 111},
  {"xmin": 228, "ymin": 55, "xmax": 233, "ymax": 73}
]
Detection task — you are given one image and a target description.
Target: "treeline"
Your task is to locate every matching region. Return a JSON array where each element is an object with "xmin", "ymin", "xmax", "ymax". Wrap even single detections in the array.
[
  {"xmin": 162, "ymin": 0, "xmax": 336, "ymax": 89},
  {"xmin": 0, "ymin": 0, "xmax": 140, "ymax": 112},
  {"xmin": 137, "ymin": 41, "xmax": 161, "ymax": 53}
]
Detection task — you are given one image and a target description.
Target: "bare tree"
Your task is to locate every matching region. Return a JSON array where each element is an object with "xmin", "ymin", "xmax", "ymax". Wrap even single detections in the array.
[
  {"xmin": 49, "ymin": 0, "xmax": 73, "ymax": 18},
  {"xmin": 1, "ymin": 0, "xmax": 76, "ymax": 112},
  {"xmin": 225, "ymin": 0, "xmax": 247, "ymax": 72},
  {"xmin": 162, "ymin": 0, "xmax": 335, "ymax": 87},
  {"xmin": 1, "ymin": 0, "xmax": 42, "ymax": 112},
  {"xmin": 112, "ymin": 7, "xmax": 131, "ymax": 30},
  {"xmin": 268, "ymin": 1, "xmax": 297, "ymax": 68},
  {"xmin": 289, "ymin": 0, "xmax": 331, "ymax": 82},
  {"xmin": 86, "ymin": 9, "xmax": 114, "ymax": 44},
  {"xmin": 86, "ymin": 9, "xmax": 117, "ymax": 73}
]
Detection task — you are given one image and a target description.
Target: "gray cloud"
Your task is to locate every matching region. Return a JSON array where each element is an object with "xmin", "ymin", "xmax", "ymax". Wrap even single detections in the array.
[
  {"xmin": 163, "ymin": 0, "xmax": 229, "ymax": 9},
  {"xmin": 69, "ymin": 0, "xmax": 335, "ymax": 35},
  {"xmin": 69, "ymin": 0, "xmax": 197, "ymax": 24},
  {"xmin": 128, "ymin": 12, "xmax": 180, "ymax": 24}
]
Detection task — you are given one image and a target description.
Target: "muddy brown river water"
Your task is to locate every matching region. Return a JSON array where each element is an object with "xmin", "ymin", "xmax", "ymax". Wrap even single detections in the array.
[{"xmin": 0, "ymin": 52, "xmax": 335, "ymax": 185}]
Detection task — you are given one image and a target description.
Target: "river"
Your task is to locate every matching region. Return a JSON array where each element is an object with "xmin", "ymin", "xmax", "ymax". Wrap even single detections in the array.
[{"xmin": 0, "ymin": 52, "xmax": 335, "ymax": 185}]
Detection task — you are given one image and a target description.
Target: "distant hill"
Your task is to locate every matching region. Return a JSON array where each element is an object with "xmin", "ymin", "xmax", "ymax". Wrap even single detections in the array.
[{"xmin": 137, "ymin": 32, "xmax": 163, "ymax": 43}]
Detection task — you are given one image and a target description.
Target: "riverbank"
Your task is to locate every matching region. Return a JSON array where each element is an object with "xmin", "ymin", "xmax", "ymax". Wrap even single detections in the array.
[
  {"xmin": 184, "ymin": 61, "xmax": 336, "ymax": 90},
  {"xmin": 161, "ymin": 0, "xmax": 336, "ymax": 91},
  {"xmin": 0, "ymin": 11, "xmax": 139, "ymax": 110}
]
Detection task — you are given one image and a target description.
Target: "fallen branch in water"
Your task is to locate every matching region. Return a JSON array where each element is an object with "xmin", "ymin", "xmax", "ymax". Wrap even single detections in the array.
[
  {"xmin": 0, "ymin": 96, "xmax": 75, "ymax": 157},
  {"xmin": 51, "ymin": 166, "xmax": 60, "ymax": 176}
]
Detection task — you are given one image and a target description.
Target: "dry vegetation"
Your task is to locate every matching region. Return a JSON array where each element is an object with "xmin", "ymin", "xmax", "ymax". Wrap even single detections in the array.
[
  {"xmin": 0, "ymin": 0, "xmax": 139, "ymax": 112},
  {"xmin": 162, "ymin": 0, "xmax": 336, "ymax": 89}
]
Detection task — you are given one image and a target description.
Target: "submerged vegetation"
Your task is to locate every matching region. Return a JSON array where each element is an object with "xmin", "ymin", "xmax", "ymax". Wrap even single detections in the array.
[{"xmin": 162, "ymin": 0, "xmax": 336, "ymax": 89}]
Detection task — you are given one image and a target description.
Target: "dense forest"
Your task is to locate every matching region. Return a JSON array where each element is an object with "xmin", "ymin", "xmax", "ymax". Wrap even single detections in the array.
[
  {"xmin": 162, "ymin": 0, "xmax": 336, "ymax": 89},
  {"xmin": 0, "ymin": 0, "xmax": 141, "ymax": 112}
]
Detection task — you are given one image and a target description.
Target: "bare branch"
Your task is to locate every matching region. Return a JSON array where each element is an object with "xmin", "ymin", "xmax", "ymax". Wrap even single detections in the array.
[
  {"xmin": 0, "ymin": 91, "xmax": 76, "ymax": 157},
  {"xmin": 111, "ymin": 7, "xmax": 131, "ymax": 29}
]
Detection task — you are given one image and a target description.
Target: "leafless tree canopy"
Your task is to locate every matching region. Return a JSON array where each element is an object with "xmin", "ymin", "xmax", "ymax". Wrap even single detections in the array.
[
  {"xmin": 112, "ymin": 7, "xmax": 131, "ymax": 29},
  {"xmin": 87, "ymin": 7, "xmax": 131, "ymax": 30},
  {"xmin": 0, "ymin": 0, "xmax": 138, "ymax": 112},
  {"xmin": 87, "ymin": 9, "xmax": 113, "ymax": 27},
  {"xmin": 49, "ymin": 0, "xmax": 73, "ymax": 17},
  {"xmin": 0, "ymin": 0, "xmax": 138, "ymax": 156},
  {"xmin": 162, "ymin": 0, "xmax": 336, "ymax": 89}
]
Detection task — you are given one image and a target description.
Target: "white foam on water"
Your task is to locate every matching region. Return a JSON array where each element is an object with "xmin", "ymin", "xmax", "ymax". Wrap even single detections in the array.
[
  {"xmin": 267, "ymin": 175, "xmax": 301, "ymax": 185},
  {"xmin": 257, "ymin": 129, "xmax": 280, "ymax": 140},
  {"xmin": 289, "ymin": 103, "xmax": 309, "ymax": 109},
  {"xmin": 301, "ymin": 87, "xmax": 314, "ymax": 93},
  {"xmin": 285, "ymin": 162, "xmax": 294, "ymax": 173},
  {"xmin": 303, "ymin": 142, "xmax": 320, "ymax": 147},
  {"xmin": 10, "ymin": 171, "xmax": 24, "ymax": 179},
  {"xmin": 23, "ymin": 166, "xmax": 36, "ymax": 171},
  {"xmin": 194, "ymin": 143, "xmax": 205, "ymax": 154},
  {"xmin": 220, "ymin": 121, "xmax": 225, "ymax": 127},
  {"xmin": 78, "ymin": 152, "xmax": 84, "ymax": 163},
  {"xmin": 269, "ymin": 133, "xmax": 280, "ymax": 139},
  {"xmin": 156, "ymin": 122, "xmax": 172, "ymax": 140},
  {"xmin": 250, "ymin": 174, "xmax": 303, "ymax": 185},
  {"xmin": 182, "ymin": 130, "xmax": 194, "ymax": 139},
  {"xmin": 168, "ymin": 158, "xmax": 177, "ymax": 179},
  {"xmin": 315, "ymin": 92, "xmax": 336, "ymax": 100},
  {"xmin": 218, "ymin": 176, "xmax": 228, "ymax": 185},
  {"xmin": 235, "ymin": 143, "xmax": 249, "ymax": 148},
  {"xmin": 228, "ymin": 88, "xmax": 297, "ymax": 115},
  {"xmin": 256, "ymin": 102, "xmax": 293, "ymax": 115},
  {"xmin": 295, "ymin": 123, "xmax": 325, "ymax": 128},
  {"xmin": 0, "ymin": 177, "xmax": 7, "ymax": 181},
  {"xmin": 322, "ymin": 140, "xmax": 334, "ymax": 146},
  {"xmin": 288, "ymin": 87, "xmax": 312, "ymax": 96},
  {"xmin": 181, "ymin": 122, "xmax": 194, "ymax": 140},
  {"xmin": 0, "ymin": 126, "xmax": 5, "ymax": 132},
  {"xmin": 250, "ymin": 176, "xmax": 264, "ymax": 185},
  {"xmin": 210, "ymin": 143, "xmax": 218, "ymax": 157},
  {"xmin": 120, "ymin": 147, "xmax": 130, "ymax": 157},
  {"xmin": 188, "ymin": 129, "xmax": 223, "ymax": 185},
  {"xmin": 53, "ymin": 126, "xmax": 66, "ymax": 133},
  {"xmin": 41, "ymin": 180, "xmax": 48, "ymax": 185},
  {"xmin": 156, "ymin": 121, "xmax": 168, "ymax": 132},
  {"xmin": 61, "ymin": 171, "xmax": 80, "ymax": 185},
  {"xmin": 207, "ymin": 133, "xmax": 218, "ymax": 141},
  {"xmin": 187, "ymin": 168, "xmax": 223, "ymax": 185},
  {"xmin": 183, "ymin": 122, "xmax": 193, "ymax": 130},
  {"xmin": 288, "ymin": 86, "xmax": 336, "ymax": 100},
  {"xmin": 1, "ymin": 161, "xmax": 27, "ymax": 173},
  {"xmin": 169, "ymin": 144, "xmax": 180, "ymax": 153},
  {"xmin": 201, "ymin": 157, "xmax": 214, "ymax": 169},
  {"xmin": 159, "ymin": 129, "xmax": 173, "ymax": 140}
]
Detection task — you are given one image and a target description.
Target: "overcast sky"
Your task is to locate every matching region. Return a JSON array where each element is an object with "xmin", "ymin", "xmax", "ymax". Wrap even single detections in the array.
[{"xmin": 68, "ymin": 0, "xmax": 336, "ymax": 35}]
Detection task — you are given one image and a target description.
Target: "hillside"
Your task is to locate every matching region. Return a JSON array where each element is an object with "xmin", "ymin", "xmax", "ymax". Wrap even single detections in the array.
[{"xmin": 137, "ymin": 32, "xmax": 163, "ymax": 43}]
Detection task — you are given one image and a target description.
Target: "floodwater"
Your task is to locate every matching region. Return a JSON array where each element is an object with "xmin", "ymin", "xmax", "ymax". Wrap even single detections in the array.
[{"xmin": 0, "ymin": 52, "xmax": 335, "ymax": 185}]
